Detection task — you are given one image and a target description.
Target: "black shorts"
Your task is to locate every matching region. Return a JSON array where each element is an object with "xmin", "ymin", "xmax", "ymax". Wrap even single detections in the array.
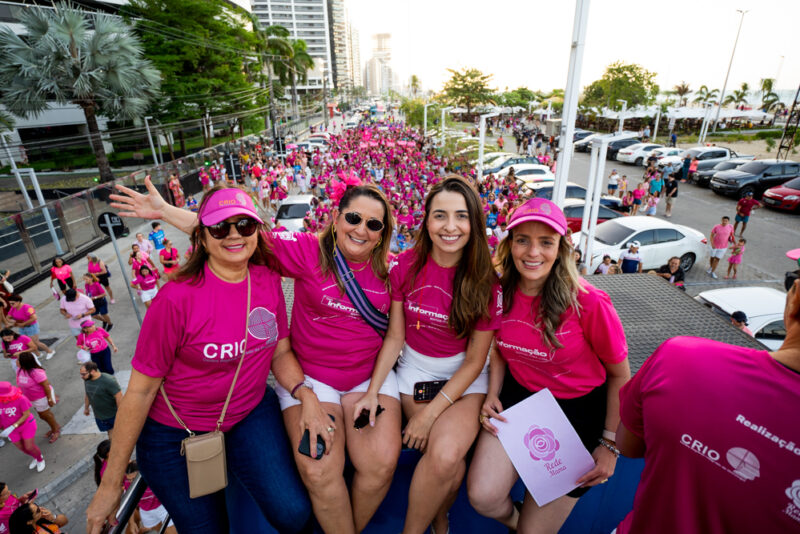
[
  {"xmin": 56, "ymin": 278, "xmax": 75, "ymax": 291},
  {"xmin": 97, "ymin": 273, "xmax": 110, "ymax": 287},
  {"xmin": 499, "ymin": 368, "xmax": 607, "ymax": 498}
]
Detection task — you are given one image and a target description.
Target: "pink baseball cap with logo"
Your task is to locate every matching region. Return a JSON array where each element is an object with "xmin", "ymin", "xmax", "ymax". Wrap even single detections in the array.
[
  {"xmin": 199, "ymin": 189, "xmax": 264, "ymax": 226},
  {"xmin": 506, "ymin": 197, "xmax": 568, "ymax": 236}
]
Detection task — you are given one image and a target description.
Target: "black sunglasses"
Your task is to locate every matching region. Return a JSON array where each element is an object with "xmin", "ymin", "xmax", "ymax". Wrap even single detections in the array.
[
  {"xmin": 205, "ymin": 218, "xmax": 259, "ymax": 240},
  {"xmin": 343, "ymin": 211, "xmax": 384, "ymax": 233}
]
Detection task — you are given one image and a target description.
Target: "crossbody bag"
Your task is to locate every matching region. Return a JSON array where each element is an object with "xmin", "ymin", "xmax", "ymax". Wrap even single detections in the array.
[
  {"xmin": 334, "ymin": 245, "xmax": 388, "ymax": 337},
  {"xmin": 160, "ymin": 270, "xmax": 251, "ymax": 498}
]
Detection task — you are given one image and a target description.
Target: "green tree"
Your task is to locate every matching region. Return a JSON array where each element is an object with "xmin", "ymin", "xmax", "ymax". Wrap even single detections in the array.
[
  {"xmin": 499, "ymin": 87, "xmax": 536, "ymax": 109},
  {"xmin": 692, "ymin": 85, "xmax": 719, "ymax": 105},
  {"xmin": 0, "ymin": 3, "xmax": 160, "ymax": 182},
  {"xmin": 274, "ymin": 39, "xmax": 315, "ymax": 123},
  {"xmin": 673, "ymin": 82, "xmax": 691, "ymax": 106},
  {"xmin": 410, "ymin": 75, "xmax": 421, "ymax": 98},
  {"xmin": 441, "ymin": 68, "xmax": 496, "ymax": 114},
  {"xmin": 581, "ymin": 62, "xmax": 659, "ymax": 109},
  {"xmin": 723, "ymin": 89, "xmax": 748, "ymax": 107},
  {"xmin": 248, "ymin": 16, "xmax": 293, "ymax": 134}
]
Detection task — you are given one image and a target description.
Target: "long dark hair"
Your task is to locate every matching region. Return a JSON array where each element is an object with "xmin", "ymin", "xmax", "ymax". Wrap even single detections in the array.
[
  {"xmin": 94, "ymin": 439, "xmax": 111, "ymax": 486},
  {"xmin": 9, "ymin": 504, "xmax": 57, "ymax": 534},
  {"xmin": 318, "ymin": 185, "xmax": 393, "ymax": 292},
  {"xmin": 17, "ymin": 352, "xmax": 43, "ymax": 372},
  {"xmin": 175, "ymin": 184, "xmax": 272, "ymax": 286},
  {"xmin": 0, "ymin": 328, "xmax": 19, "ymax": 341},
  {"xmin": 411, "ymin": 175, "xmax": 495, "ymax": 338}
]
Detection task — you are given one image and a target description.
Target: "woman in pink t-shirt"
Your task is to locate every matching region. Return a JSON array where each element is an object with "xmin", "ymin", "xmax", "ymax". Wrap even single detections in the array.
[
  {"xmin": 48, "ymin": 257, "xmax": 75, "ymax": 296},
  {"xmin": 0, "ymin": 382, "xmax": 45, "ymax": 472},
  {"xmin": 87, "ymin": 253, "xmax": 115, "ymax": 304},
  {"xmin": 76, "ymin": 320, "xmax": 117, "ymax": 375},
  {"xmin": 83, "ymin": 274, "xmax": 113, "ymax": 331},
  {"xmin": 5, "ymin": 294, "xmax": 55, "ymax": 359},
  {"xmin": 353, "ymin": 176, "xmax": 501, "ymax": 534},
  {"xmin": 130, "ymin": 266, "xmax": 161, "ymax": 309},
  {"xmin": 159, "ymin": 239, "xmax": 180, "ymax": 276},
  {"xmin": 88, "ymin": 186, "xmax": 323, "ymax": 534},
  {"xmin": 1, "ymin": 329, "xmax": 36, "ymax": 372},
  {"xmin": 16, "ymin": 353, "xmax": 60, "ymax": 442},
  {"xmin": 467, "ymin": 198, "xmax": 631, "ymax": 533}
]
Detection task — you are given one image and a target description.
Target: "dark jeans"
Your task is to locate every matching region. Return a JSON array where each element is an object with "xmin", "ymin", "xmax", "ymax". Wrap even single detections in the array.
[
  {"xmin": 91, "ymin": 347, "xmax": 114, "ymax": 375},
  {"xmin": 136, "ymin": 387, "xmax": 311, "ymax": 534}
]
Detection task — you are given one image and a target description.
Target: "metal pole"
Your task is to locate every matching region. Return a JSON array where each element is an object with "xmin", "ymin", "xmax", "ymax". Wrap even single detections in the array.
[
  {"xmin": 553, "ymin": 0, "xmax": 590, "ymax": 206},
  {"xmin": 229, "ymin": 152, "xmax": 237, "ymax": 183},
  {"xmin": 423, "ymin": 103, "xmax": 430, "ymax": 138},
  {"xmin": 617, "ymin": 100, "xmax": 627, "ymax": 134},
  {"xmin": 1, "ymin": 136, "xmax": 34, "ymax": 210},
  {"xmin": 144, "ymin": 116, "xmax": 159, "ymax": 166},
  {"xmin": 102, "ymin": 214, "xmax": 143, "ymax": 327},
  {"xmin": 653, "ymin": 108, "xmax": 662, "ymax": 143},
  {"xmin": 25, "ymin": 168, "xmax": 64, "ymax": 255},
  {"xmin": 477, "ymin": 112, "xmax": 499, "ymax": 183},
  {"xmin": 440, "ymin": 106, "xmax": 453, "ymax": 149},
  {"xmin": 586, "ymin": 140, "xmax": 610, "ymax": 271},
  {"xmin": 580, "ymin": 143, "xmax": 600, "ymax": 254},
  {"xmin": 322, "ymin": 67, "xmax": 329, "ymax": 129},
  {"xmin": 266, "ymin": 62, "xmax": 279, "ymax": 155},
  {"xmin": 713, "ymin": 9, "xmax": 748, "ymax": 133}
]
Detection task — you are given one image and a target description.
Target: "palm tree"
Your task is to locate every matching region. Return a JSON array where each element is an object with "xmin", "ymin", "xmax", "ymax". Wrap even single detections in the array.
[
  {"xmin": 0, "ymin": 3, "xmax": 159, "ymax": 182},
  {"xmin": 693, "ymin": 85, "xmax": 719, "ymax": 105},
  {"xmin": 275, "ymin": 40, "xmax": 314, "ymax": 123},
  {"xmin": 673, "ymin": 82, "xmax": 691, "ymax": 106},
  {"xmin": 410, "ymin": 75, "xmax": 421, "ymax": 98},
  {"xmin": 723, "ymin": 89, "xmax": 748, "ymax": 107},
  {"xmin": 248, "ymin": 15, "xmax": 292, "ymax": 133},
  {"xmin": 760, "ymin": 78, "xmax": 777, "ymax": 110}
]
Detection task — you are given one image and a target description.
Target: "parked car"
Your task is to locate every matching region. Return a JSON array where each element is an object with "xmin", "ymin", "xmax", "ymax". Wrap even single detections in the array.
[
  {"xmin": 556, "ymin": 129, "xmax": 593, "ymax": 145},
  {"xmin": 471, "ymin": 151, "xmax": 514, "ymax": 166},
  {"xmin": 649, "ymin": 147, "xmax": 684, "ymax": 162},
  {"xmin": 695, "ymin": 287, "xmax": 786, "ymax": 350},
  {"xmin": 616, "ymin": 143, "xmax": 664, "ymax": 165},
  {"xmin": 710, "ymin": 159, "xmax": 800, "ymax": 198},
  {"xmin": 274, "ymin": 194, "xmax": 315, "ymax": 232},
  {"xmin": 574, "ymin": 133, "xmax": 601, "ymax": 152},
  {"xmin": 762, "ymin": 176, "xmax": 800, "ymax": 212},
  {"xmin": 659, "ymin": 146, "xmax": 754, "ymax": 172},
  {"xmin": 606, "ymin": 138, "xmax": 642, "ymax": 160},
  {"xmin": 484, "ymin": 156, "xmax": 542, "ymax": 175},
  {"xmin": 561, "ymin": 198, "xmax": 622, "ymax": 233},
  {"xmin": 571, "ymin": 216, "xmax": 707, "ymax": 273},
  {"xmin": 522, "ymin": 181, "xmax": 623, "ymax": 211},
  {"xmin": 692, "ymin": 158, "xmax": 751, "ymax": 187},
  {"xmin": 344, "ymin": 119, "xmax": 359, "ymax": 129},
  {"xmin": 497, "ymin": 163, "xmax": 554, "ymax": 180}
]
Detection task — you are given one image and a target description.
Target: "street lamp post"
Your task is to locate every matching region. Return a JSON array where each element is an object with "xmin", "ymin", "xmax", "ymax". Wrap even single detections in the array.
[
  {"xmin": 440, "ymin": 106, "xmax": 453, "ymax": 148},
  {"xmin": 617, "ymin": 100, "xmax": 628, "ymax": 134},
  {"xmin": 423, "ymin": 103, "xmax": 433, "ymax": 138},
  {"xmin": 713, "ymin": 9, "xmax": 748, "ymax": 133},
  {"xmin": 144, "ymin": 116, "xmax": 159, "ymax": 166},
  {"xmin": 477, "ymin": 111, "xmax": 500, "ymax": 183}
]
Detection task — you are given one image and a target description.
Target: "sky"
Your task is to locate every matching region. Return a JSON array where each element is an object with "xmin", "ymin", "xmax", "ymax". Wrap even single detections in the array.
[{"xmin": 346, "ymin": 0, "xmax": 799, "ymax": 101}]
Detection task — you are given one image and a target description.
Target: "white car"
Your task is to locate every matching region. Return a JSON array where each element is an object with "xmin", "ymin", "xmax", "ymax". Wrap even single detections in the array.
[
  {"xmin": 571, "ymin": 216, "xmax": 707, "ymax": 273},
  {"xmin": 497, "ymin": 163, "xmax": 554, "ymax": 182},
  {"xmin": 616, "ymin": 143, "xmax": 664, "ymax": 165},
  {"xmin": 694, "ymin": 287, "xmax": 786, "ymax": 350},
  {"xmin": 275, "ymin": 194, "xmax": 315, "ymax": 232},
  {"xmin": 649, "ymin": 147, "xmax": 684, "ymax": 162},
  {"xmin": 344, "ymin": 119, "xmax": 359, "ymax": 129},
  {"xmin": 470, "ymin": 151, "xmax": 514, "ymax": 166}
]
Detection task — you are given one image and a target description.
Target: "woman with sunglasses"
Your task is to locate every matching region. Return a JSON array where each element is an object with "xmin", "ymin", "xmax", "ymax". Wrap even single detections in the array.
[
  {"xmin": 87, "ymin": 186, "xmax": 323, "ymax": 534},
  {"xmin": 9, "ymin": 502, "xmax": 67, "ymax": 534},
  {"xmin": 353, "ymin": 176, "xmax": 501, "ymax": 534},
  {"xmin": 467, "ymin": 198, "xmax": 630, "ymax": 533},
  {"xmin": 108, "ymin": 177, "xmax": 401, "ymax": 534}
]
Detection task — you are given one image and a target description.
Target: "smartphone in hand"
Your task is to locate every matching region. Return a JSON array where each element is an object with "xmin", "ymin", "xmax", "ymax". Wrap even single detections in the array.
[
  {"xmin": 298, "ymin": 414, "xmax": 335, "ymax": 460},
  {"xmin": 354, "ymin": 405, "xmax": 385, "ymax": 430}
]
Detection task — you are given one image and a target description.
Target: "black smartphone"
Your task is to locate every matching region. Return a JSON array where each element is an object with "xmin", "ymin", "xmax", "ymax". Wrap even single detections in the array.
[
  {"xmin": 354, "ymin": 405, "xmax": 385, "ymax": 430},
  {"xmin": 22, "ymin": 489, "xmax": 38, "ymax": 502},
  {"xmin": 413, "ymin": 380, "xmax": 448, "ymax": 403},
  {"xmin": 298, "ymin": 414, "xmax": 335, "ymax": 460}
]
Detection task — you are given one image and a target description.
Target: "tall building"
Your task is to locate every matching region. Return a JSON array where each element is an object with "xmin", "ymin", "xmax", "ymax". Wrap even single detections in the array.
[
  {"xmin": 327, "ymin": 0, "xmax": 350, "ymax": 92},
  {"xmin": 349, "ymin": 25, "xmax": 362, "ymax": 88},
  {"xmin": 364, "ymin": 33, "xmax": 393, "ymax": 96}
]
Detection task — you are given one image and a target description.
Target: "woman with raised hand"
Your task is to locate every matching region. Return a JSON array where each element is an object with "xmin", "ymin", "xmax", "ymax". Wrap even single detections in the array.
[
  {"xmin": 467, "ymin": 197, "xmax": 630, "ymax": 533},
  {"xmin": 353, "ymin": 176, "xmax": 501, "ymax": 534},
  {"xmin": 108, "ymin": 177, "xmax": 401, "ymax": 534},
  {"xmin": 86, "ymin": 186, "xmax": 323, "ymax": 534}
]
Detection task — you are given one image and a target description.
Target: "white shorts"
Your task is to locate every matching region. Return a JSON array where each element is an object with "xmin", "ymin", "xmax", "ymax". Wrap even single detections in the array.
[
  {"xmin": 139, "ymin": 505, "xmax": 173, "ymax": 529},
  {"xmin": 710, "ymin": 248, "xmax": 727, "ymax": 259},
  {"xmin": 140, "ymin": 288, "xmax": 159, "ymax": 303},
  {"xmin": 31, "ymin": 396, "xmax": 50, "ymax": 412},
  {"xmin": 275, "ymin": 370, "xmax": 400, "ymax": 411},
  {"xmin": 396, "ymin": 343, "xmax": 488, "ymax": 396}
]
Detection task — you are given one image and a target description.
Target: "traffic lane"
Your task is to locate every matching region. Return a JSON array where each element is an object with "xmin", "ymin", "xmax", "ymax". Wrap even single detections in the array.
[{"xmin": 565, "ymin": 154, "xmax": 798, "ymax": 283}]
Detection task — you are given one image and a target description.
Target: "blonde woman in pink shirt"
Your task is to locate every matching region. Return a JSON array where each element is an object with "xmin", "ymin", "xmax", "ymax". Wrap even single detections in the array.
[{"xmin": 108, "ymin": 178, "xmax": 402, "ymax": 534}]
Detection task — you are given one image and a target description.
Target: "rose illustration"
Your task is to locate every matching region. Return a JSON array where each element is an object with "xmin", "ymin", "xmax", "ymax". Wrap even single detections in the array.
[
  {"xmin": 787, "ymin": 480, "xmax": 800, "ymax": 508},
  {"xmin": 523, "ymin": 425, "xmax": 560, "ymax": 462}
]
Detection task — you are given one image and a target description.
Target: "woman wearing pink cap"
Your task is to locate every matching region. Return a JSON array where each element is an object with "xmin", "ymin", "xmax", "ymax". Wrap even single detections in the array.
[
  {"xmin": 0, "ymin": 381, "xmax": 45, "ymax": 472},
  {"xmin": 353, "ymin": 176, "xmax": 501, "ymax": 534},
  {"xmin": 87, "ymin": 186, "xmax": 322, "ymax": 534},
  {"xmin": 467, "ymin": 197, "xmax": 631, "ymax": 533},
  {"xmin": 108, "ymin": 178, "xmax": 402, "ymax": 534}
]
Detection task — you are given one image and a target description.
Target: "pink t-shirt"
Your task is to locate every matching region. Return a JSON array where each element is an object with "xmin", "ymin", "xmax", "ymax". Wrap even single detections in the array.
[
  {"xmin": 3, "ymin": 335, "xmax": 31, "ymax": 356},
  {"xmin": 50, "ymin": 264, "xmax": 72, "ymax": 281},
  {"xmin": 711, "ymin": 223, "xmax": 735, "ymax": 250},
  {"xmin": 7, "ymin": 304, "xmax": 35, "ymax": 325},
  {"xmin": 60, "ymin": 293, "xmax": 95, "ymax": 329},
  {"xmin": 397, "ymin": 213, "xmax": 415, "ymax": 228},
  {"xmin": 122, "ymin": 478, "xmax": 161, "ymax": 511},
  {"xmin": 632, "ymin": 188, "xmax": 646, "ymax": 200},
  {"xmin": 0, "ymin": 493, "xmax": 21, "ymax": 534},
  {"xmin": 85, "ymin": 282, "xmax": 105, "ymax": 299},
  {"xmin": 77, "ymin": 328, "xmax": 110, "ymax": 353},
  {"xmin": 0, "ymin": 394, "xmax": 33, "ymax": 429},
  {"xmin": 133, "ymin": 274, "xmax": 159, "ymax": 291},
  {"xmin": 132, "ymin": 264, "xmax": 288, "ymax": 432},
  {"xmin": 388, "ymin": 250, "xmax": 502, "ymax": 358},
  {"xmin": 269, "ymin": 231, "xmax": 390, "ymax": 390},
  {"xmin": 16, "ymin": 367, "xmax": 48, "ymax": 401},
  {"xmin": 495, "ymin": 281, "xmax": 628, "ymax": 398},
  {"xmin": 617, "ymin": 337, "xmax": 800, "ymax": 534}
]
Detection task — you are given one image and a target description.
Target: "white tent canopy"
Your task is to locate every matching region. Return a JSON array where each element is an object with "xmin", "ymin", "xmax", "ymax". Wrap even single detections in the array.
[{"xmin": 594, "ymin": 105, "xmax": 772, "ymax": 121}]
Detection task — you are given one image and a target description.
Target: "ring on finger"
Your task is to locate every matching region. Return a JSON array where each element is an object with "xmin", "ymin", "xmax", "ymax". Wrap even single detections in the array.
[
  {"xmin": 479, "ymin": 414, "xmax": 488, "ymax": 424},
  {"xmin": 327, "ymin": 426, "xmax": 334, "ymax": 433},
  {"xmin": 601, "ymin": 479, "xmax": 608, "ymax": 484}
]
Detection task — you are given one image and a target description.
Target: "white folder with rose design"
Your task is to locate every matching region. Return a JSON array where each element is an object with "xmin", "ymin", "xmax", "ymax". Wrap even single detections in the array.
[{"xmin": 495, "ymin": 388, "xmax": 596, "ymax": 506}]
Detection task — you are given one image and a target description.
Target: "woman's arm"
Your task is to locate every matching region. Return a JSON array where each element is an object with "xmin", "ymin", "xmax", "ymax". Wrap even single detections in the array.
[
  {"xmin": 110, "ymin": 176, "xmax": 198, "ymax": 235},
  {"xmin": 2, "ymin": 407, "xmax": 32, "ymax": 432},
  {"xmin": 106, "ymin": 335, "xmax": 118, "ymax": 353},
  {"xmin": 18, "ymin": 339, "xmax": 37, "ymax": 356},
  {"xmin": 16, "ymin": 311, "xmax": 37, "ymax": 327},
  {"xmin": 40, "ymin": 379, "xmax": 56, "ymax": 406},
  {"xmin": 479, "ymin": 342, "xmax": 508, "ymax": 436},
  {"xmin": 86, "ymin": 369, "xmax": 162, "ymax": 534}
]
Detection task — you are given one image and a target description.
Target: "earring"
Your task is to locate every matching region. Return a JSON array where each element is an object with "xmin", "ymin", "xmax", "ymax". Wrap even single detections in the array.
[{"xmin": 374, "ymin": 237, "xmax": 382, "ymax": 250}]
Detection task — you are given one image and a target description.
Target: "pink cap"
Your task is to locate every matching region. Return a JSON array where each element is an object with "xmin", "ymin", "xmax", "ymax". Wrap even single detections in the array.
[
  {"xmin": 506, "ymin": 197, "xmax": 568, "ymax": 236},
  {"xmin": 787, "ymin": 248, "xmax": 800, "ymax": 261},
  {"xmin": 199, "ymin": 189, "xmax": 264, "ymax": 226},
  {"xmin": 81, "ymin": 319, "xmax": 94, "ymax": 328}
]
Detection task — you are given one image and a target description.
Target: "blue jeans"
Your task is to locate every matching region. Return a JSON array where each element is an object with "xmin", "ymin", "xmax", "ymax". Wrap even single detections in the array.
[
  {"xmin": 136, "ymin": 387, "xmax": 312, "ymax": 534},
  {"xmin": 91, "ymin": 347, "xmax": 114, "ymax": 375}
]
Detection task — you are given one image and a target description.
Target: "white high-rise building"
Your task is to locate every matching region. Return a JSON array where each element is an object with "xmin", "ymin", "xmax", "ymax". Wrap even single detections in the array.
[
  {"xmin": 349, "ymin": 25, "xmax": 362, "ymax": 88},
  {"xmin": 364, "ymin": 33, "xmax": 393, "ymax": 96}
]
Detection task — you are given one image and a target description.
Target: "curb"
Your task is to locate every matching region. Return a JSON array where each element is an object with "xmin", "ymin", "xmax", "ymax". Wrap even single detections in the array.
[{"xmin": 38, "ymin": 446, "xmax": 97, "ymax": 505}]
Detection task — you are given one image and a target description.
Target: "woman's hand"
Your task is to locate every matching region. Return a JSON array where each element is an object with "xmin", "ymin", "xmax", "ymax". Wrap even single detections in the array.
[
  {"xmin": 111, "ymin": 346, "xmax": 118, "ymax": 353},
  {"xmin": 576, "ymin": 444, "xmax": 618, "ymax": 487},
  {"xmin": 351, "ymin": 391, "xmax": 380, "ymax": 428},
  {"xmin": 402, "ymin": 409, "xmax": 437, "ymax": 452},
  {"xmin": 86, "ymin": 482, "xmax": 122, "ymax": 534},
  {"xmin": 479, "ymin": 394, "xmax": 506, "ymax": 436},
  {"xmin": 110, "ymin": 176, "xmax": 167, "ymax": 220},
  {"xmin": 297, "ymin": 391, "xmax": 335, "ymax": 457}
]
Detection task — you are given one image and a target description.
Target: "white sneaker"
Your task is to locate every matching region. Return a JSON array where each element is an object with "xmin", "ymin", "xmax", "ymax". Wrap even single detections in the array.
[
  {"xmin": 711, "ymin": 272, "xmax": 718, "ymax": 279},
  {"xmin": 0, "ymin": 438, "xmax": 5, "ymax": 447},
  {"xmin": 29, "ymin": 457, "xmax": 38, "ymax": 470},
  {"xmin": 36, "ymin": 458, "xmax": 46, "ymax": 473},
  {"xmin": 45, "ymin": 350, "xmax": 55, "ymax": 360},
  {"xmin": 706, "ymin": 267, "xmax": 712, "ymax": 274}
]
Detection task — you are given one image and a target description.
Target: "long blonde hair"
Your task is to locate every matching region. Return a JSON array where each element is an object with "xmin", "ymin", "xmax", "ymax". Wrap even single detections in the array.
[{"xmin": 496, "ymin": 232, "xmax": 584, "ymax": 349}]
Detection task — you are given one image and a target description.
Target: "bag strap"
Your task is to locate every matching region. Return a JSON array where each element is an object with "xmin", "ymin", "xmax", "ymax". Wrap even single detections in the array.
[
  {"xmin": 160, "ymin": 269, "xmax": 251, "ymax": 435},
  {"xmin": 333, "ymin": 245, "xmax": 388, "ymax": 337}
]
